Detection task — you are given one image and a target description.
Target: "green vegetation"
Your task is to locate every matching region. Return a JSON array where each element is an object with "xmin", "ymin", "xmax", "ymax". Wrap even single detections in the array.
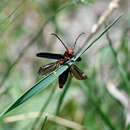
[{"xmin": 0, "ymin": 0, "xmax": 129, "ymax": 130}]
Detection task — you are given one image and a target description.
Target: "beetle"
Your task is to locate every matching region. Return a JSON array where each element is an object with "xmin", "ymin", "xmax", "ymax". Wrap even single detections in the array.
[{"xmin": 36, "ymin": 33, "xmax": 88, "ymax": 88}]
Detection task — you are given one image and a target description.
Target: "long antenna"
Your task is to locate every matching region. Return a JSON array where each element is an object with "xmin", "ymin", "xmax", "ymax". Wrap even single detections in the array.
[
  {"xmin": 73, "ymin": 32, "xmax": 85, "ymax": 49},
  {"xmin": 51, "ymin": 33, "xmax": 68, "ymax": 51}
]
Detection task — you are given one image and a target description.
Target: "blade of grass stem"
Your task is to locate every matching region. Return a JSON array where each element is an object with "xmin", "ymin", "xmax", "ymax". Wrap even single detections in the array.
[
  {"xmin": 31, "ymin": 85, "xmax": 56, "ymax": 130},
  {"xmin": 0, "ymin": 14, "xmax": 122, "ymax": 118},
  {"xmin": 0, "ymin": 1, "xmax": 77, "ymax": 90},
  {"xmin": 106, "ymin": 29, "xmax": 129, "ymax": 92},
  {"xmin": 41, "ymin": 115, "xmax": 48, "ymax": 130},
  {"xmin": 80, "ymin": 81, "xmax": 116, "ymax": 130},
  {"xmin": 0, "ymin": 23, "xmax": 45, "ymax": 89},
  {"xmin": 1, "ymin": 4, "xmax": 26, "ymax": 33},
  {"xmin": 89, "ymin": 94, "xmax": 116, "ymax": 130},
  {"xmin": 56, "ymin": 75, "xmax": 72, "ymax": 115},
  {"xmin": 56, "ymin": 1, "xmax": 75, "ymax": 12},
  {"xmin": 0, "ymin": 64, "xmax": 70, "ymax": 118},
  {"xmin": 0, "ymin": 0, "xmax": 25, "ymax": 27},
  {"xmin": 74, "ymin": 14, "xmax": 123, "ymax": 61}
]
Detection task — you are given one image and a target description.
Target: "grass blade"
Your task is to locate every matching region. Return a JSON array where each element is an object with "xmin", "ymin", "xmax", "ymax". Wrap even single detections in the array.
[
  {"xmin": 106, "ymin": 30, "xmax": 129, "ymax": 92},
  {"xmin": 0, "ymin": 14, "xmax": 122, "ymax": 118},
  {"xmin": 0, "ymin": 65, "xmax": 69, "ymax": 118},
  {"xmin": 31, "ymin": 85, "xmax": 56, "ymax": 130},
  {"xmin": 74, "ymin": 14, "xmax": 123, "ymax": 61},
  {"xmin": 56, "ymin": 75, "xmax": 72, "ymax": 115},
  {"xmin": 41, "ymin": 115, "xmax": 48, "ymax": 130}
]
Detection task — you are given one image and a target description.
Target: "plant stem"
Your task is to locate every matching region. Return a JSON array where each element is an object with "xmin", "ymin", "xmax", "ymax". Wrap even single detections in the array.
[
  {"xmin": 106, "ymin": 29, "xmax": 129, "ymax": 93},
  {"xmin": 74, "ymin": 14, "xmax": 123, "ymax": 61},
  {"xmin": 56, "ymin": 75, "xmax": 72, "ymax": 115},
  {"xmin": 81, "ymin": 81, "xmax": 116, "ymax": 130},
  {"xmin": 31, "ymin": 85, "xmax": 56, "ymax": 130},
  {"xmin": 41, "ymin": 115, "xmax": 48, "ymax": 130}
]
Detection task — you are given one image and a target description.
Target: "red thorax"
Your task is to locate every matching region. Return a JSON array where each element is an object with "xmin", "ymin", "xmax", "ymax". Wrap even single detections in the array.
[{"xmin": 59, "ymin": 48, "xmax": 75, "ymax": 65}]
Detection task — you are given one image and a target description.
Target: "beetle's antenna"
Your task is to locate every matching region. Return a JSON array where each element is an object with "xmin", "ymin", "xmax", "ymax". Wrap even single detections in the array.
[
  {"xmin": 51, "ymin": 33, "xmax": 68, "ymax": 51},
  {"xmin": 73, "ymin": 32, "xmax": 85, "ymax": 49}
]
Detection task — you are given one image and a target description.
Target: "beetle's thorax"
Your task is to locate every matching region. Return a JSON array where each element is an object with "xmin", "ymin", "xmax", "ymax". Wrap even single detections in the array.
[{"xmin": 64, "ymin": 48, "xmax": 75, "ymax": 60}]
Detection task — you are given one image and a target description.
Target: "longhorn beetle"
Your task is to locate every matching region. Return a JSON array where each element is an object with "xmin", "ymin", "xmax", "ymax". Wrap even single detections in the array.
[{"xmin": 36, "ymin": 33, "xmax": 88, "ymax": 88}]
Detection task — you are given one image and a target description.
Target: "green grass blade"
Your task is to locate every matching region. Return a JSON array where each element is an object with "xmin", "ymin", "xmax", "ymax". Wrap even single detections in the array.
[
  {"xmin": 80, "ymin": 78, "xmax": 116, "ymax": 130},
  {"xmin": 0, "ymin": 24, "xmax": 45, "ymax": 89},
  {"xmin": 74, "ymin": 14, "xmax": 123, "ymax": 61},
  {"xmin": 31, "ymin": 85, "xmax": 56, "ymax": 130},
  {"xmin": 0, "ymin": 0, "xmax": 24, "ymax": 32},
  {"xmin": 0, "ymin": 1, "xmax": 76, "ymax": 89},
  {"xmin": 41, "ymin": 115, "xmax": 48, "ymax": 130},
  {"xmin": 0, "ymin": 65, "xmax": 68, "ymax": 118},
  {"xmin": 0, "ymin": 14, "xmax": 122, "ymax": 118},
  {"xmin": 106, "ymin": 30, "xmax": 129, "ymax": 92},
  {"xmin": 56, "ymin": 75, "xmax": 72, "ymax": 115}
]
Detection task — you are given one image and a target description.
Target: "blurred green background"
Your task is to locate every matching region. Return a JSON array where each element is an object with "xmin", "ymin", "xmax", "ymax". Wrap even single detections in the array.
[{"xmin": 0, "ymin": 0, "xmax": 130, "ymax": 130}]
